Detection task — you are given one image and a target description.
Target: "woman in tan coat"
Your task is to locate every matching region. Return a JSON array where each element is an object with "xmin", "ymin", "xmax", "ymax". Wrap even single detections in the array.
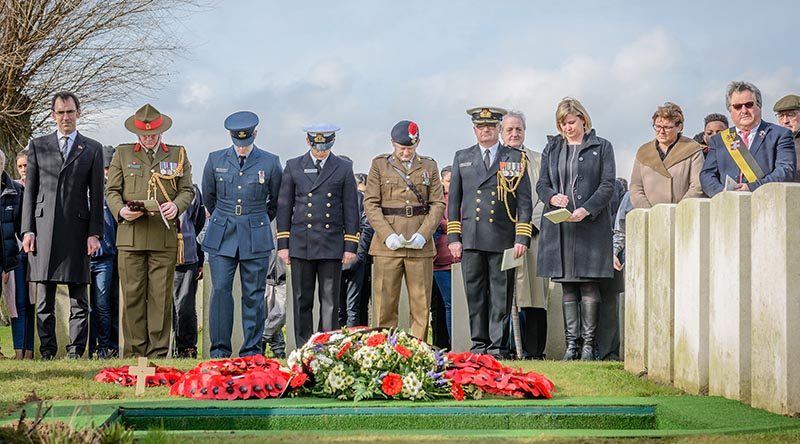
[{"xmin": 630, "ymin": 102, "xmax": 705, "ymax": 208}]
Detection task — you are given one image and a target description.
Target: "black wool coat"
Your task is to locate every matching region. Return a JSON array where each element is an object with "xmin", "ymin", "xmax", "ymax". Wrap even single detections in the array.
[{"xmin": 535, "ymin": 130, "xmax": 616, "ymax": 279}]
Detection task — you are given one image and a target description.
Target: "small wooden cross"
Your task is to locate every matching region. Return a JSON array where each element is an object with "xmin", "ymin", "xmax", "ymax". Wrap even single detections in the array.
[{"xmin": 129, "ymin": 357, "xmax": 155, "ymax": 396}]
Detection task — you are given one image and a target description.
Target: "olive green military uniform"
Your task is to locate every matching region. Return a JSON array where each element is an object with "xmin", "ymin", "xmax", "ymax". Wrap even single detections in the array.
[
  {"xmin": 105, "ymin": 143, "xmax": 194, "ymax": 357},
  {"xmin": 363, "ymin": 153, "xmax": 445, "ymax": 341}
]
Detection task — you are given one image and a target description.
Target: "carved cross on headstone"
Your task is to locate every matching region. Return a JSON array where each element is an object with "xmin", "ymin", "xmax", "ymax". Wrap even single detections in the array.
[{"xmin": 129, "ymin": 357, "xmax": 155, "ymax": 396}]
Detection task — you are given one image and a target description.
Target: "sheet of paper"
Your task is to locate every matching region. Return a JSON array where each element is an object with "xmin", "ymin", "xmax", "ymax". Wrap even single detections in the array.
[
  {"xmin": 501, "ymin": 247, "xmax": 524, "ymax": 271},
  {"xmin": 725, "ymin": 175, "xmax": 740, "ymax": 191},
  {"xmin": 144, "ymin": 200, "xmax": 170, "ymax": 228},
  {"xmin": 544, "ymin": 208, "xmax": 572, "ymax": 224}
]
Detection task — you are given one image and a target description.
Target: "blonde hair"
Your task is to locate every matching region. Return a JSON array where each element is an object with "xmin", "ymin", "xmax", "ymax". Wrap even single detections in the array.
[{"xmin": 555, "ymin": 97, "xmax": 592, "ymax": 136}]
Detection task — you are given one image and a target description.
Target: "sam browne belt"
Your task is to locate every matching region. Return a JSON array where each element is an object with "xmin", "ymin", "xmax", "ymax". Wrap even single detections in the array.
[{"xmin": 382, "ymin": 205, "xmax": 429, "ymax": 217}]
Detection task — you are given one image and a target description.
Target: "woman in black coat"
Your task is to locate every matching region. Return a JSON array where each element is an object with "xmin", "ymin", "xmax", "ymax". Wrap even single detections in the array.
[{"xmin": 536, "ymin": 97, "xmax": 616, "ymax": 361}]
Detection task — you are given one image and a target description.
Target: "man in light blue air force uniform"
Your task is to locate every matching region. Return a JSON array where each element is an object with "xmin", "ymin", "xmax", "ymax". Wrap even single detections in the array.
[{"xmin": 201, "ymin": 111, "xmax": 282, "ymax": 358}]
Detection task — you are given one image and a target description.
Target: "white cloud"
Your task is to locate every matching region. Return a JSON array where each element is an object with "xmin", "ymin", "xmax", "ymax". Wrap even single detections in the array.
[{"xmin": 180, "ymin": 82, "xmax": 212, "ymax": 107}]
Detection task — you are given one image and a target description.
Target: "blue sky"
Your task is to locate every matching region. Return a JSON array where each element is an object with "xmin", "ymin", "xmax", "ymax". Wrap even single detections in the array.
[{"xmin": 90, "ymin": 0, "xmax": 800, "ymax": 180}]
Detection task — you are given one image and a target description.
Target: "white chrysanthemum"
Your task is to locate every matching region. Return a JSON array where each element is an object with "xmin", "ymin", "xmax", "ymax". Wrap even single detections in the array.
[
  {"xmin": 316, "ymin": 354, "xmax": 333, "ymax": 368},
  {"xmin": 402, "ymin": 373, "xmax": 423, "ymax": 399},
  {"xmin": 360, "ymin": 356, "xmax": 373, "ymax": 370},
  {"xmin": 330, "ymin": 333, "xmax": 345, "ymax": 342},
  {"xmin": 287, "ymin": 349, "xmax": 302, "ymax": 367},
  {"xmin": 327, "ymin": 368, "xmax": 348, "ymax": 391}
]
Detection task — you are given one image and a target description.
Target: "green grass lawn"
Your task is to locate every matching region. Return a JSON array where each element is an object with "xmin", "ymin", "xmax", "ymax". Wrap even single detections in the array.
[{"xmin": 1, "ymin": 325, "xmax": 799, "ymax": 443}]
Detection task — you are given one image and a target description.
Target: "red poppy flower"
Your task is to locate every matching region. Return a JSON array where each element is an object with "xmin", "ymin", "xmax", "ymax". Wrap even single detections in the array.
[
  {"xmin": 289, "ymin": 372, "xmax": 308, "ymax": 388},
  {"xmin": 394, "ymin": 345, "xmax": 412, "ymax": 359},
  {"xmin": 366, "ymin": 334, "xmax": 387, "ymax": 347},
  {"xmin": 312, "ymin": 333, "xmax": 332, "ymax": 344},
  {"xmin": 381, "ymin": 372, "xmax": 403, "ymax": 396},
  {"xmin": 451, "ymin": 382, "xmax": 465, "ymax": 401},
  {"xmin": 337, "ymin": 342, "xmax": 352, "ymax": 359}
]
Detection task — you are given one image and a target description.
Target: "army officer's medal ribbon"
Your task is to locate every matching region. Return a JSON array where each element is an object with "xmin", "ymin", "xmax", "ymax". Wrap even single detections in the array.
[
  {"xmin": 422, "ymin": 171, "xmax": 431, "ymax": 186},
  {"xmin": 258, "ymin": 170, "xmax": 265, "ymax": 184}
]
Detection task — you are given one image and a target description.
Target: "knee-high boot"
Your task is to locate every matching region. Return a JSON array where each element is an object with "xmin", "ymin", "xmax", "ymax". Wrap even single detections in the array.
[
  {"xmin": 562, "ymin": 301, "xmax": 580, "ymax": 360},
  {"xmin": 580, "ymin": 301, "xmax": 599, "ymax": 361}
]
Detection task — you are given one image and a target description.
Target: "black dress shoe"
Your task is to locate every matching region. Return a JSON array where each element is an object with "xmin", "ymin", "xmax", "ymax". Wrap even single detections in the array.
[
  {"xmin": 40, "ymin": 352, "xmax": 55, "ymax": 361},
  {"xmin": 67, "ymin": 352, "xmax": 81, "ymax": 359}
]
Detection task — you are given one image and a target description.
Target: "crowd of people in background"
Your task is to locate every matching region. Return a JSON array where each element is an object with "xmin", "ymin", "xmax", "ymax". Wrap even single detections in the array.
[{"xmin": 0, "ymin": 79, "xmax": 798, "ymax": 362}]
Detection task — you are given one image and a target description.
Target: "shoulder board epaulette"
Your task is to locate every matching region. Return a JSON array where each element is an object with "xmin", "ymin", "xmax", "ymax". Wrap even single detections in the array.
[
  {"xmin": 373, "ymin": 153, "xmax": 392, "ymax": 161},
  {"xmin": 165, "ymin": 144, "xmax": 185, "ymax": 150},
  {"xmin": 116, "ymin": 143, "xmax": 136, "ymax": 149},
  {"xmin": 418, "ymin": 155, "xmax": 435, "ymax": 161}
]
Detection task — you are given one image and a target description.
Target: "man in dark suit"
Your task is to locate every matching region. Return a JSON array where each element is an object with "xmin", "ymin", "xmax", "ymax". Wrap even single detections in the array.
[
  {"xmin": 448, "ymin": 107, "xmax": 533, "ymax": 359},
  {"xmin": 276, "ymin": 124, "xmax": 360, "ymax": 346},
  {"xmin": 701, "ymin": 81, "xmax": 796, "ymax": 197},
  {"xmin": 21, "ymin": 91, "xmax": 105, "ymax": 359}
]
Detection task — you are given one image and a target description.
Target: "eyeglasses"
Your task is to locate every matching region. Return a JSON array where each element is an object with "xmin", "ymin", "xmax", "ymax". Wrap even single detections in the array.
[
  {"xmin": 776, "ymin": 110, "xmax": 799, "ymax": 119},
  {"xmin": 731, "ymin": 101, "xmax": 756, "ymax": 111},
  {"xmin": 653, "ymin": 124, "xmax": 678, "ymax": 132}
]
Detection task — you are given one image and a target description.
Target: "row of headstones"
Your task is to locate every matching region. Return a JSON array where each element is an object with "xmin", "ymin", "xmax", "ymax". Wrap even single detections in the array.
[{"xmin": 623, "ymin": 182, "xmax": 800, "ymax": 416}]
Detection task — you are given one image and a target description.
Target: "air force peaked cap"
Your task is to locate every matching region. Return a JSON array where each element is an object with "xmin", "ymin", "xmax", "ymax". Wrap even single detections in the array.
[{"xmin": 224, "ymin": 111, "xmax": 259, "ymax": 147}]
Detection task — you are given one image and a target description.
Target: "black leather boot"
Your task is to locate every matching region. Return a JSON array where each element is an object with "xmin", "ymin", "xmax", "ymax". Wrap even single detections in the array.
[
  {"xmin": 580, "ymin": 301, "xmax": 599, "ymax": 361},
  {"xmin": 562, "ymin": 301, "xmax": 580, "ymax": 360}
]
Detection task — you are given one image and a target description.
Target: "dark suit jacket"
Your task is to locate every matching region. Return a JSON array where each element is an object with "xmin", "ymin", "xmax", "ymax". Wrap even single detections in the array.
[
  {"xmin": 21, "ymin": 131, "xmax": 104, "ymax": 283},
  {"xmin": 447, "ymin": 143, "xmax": 533, "ymax": 252},
  {"xmin": 276, "ymin": 152, "xmax": 359, "ymax": 260},
  {"xmin": 700, "ymin": 121, "xmax": 796, "ymax": 197}
]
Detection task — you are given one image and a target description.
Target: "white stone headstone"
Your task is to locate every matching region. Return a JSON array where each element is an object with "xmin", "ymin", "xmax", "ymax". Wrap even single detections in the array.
[
  {"xmin": 624, "ymin": 209, "xmax": 649, "ymax": 374},
  {"xmin": 708, "ymin": 191, "xmax": 751, "ymax": 403},
  {"xmin": 450, "ymin": 263, "xmax": 470, "ymax": 353},
  {"xmin": 750, "ymin": 183, "xmax": 800, "ymax": 416},
  {"xmin": 673, "ymin": 198, "xmax": 711, "ymax": 395},
  {"xmin": 646, "ymin": 204, "xmax": 676, "ymax": 384}
]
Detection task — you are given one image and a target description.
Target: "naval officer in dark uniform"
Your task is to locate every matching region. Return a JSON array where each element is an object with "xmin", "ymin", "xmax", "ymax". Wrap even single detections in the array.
[
  {"xmin": 276, "ymin": 124, "xmax": 360, "ymax": 346},
  {"xmin": 201, "ymin": 111, "xmax": 282, "ymax": 358},
  {"xmin": 447, "ymin": 107, "xmax": 533, "ymax": 359}
]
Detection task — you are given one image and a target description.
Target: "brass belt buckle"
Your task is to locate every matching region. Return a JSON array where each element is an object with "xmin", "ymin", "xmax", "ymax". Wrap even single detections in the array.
[
  {"xmin": 405, "ymin": 206, "xmax": 413, "ymax": 217},
  {"xmin": 235, "ymin": 204, "xmax": 243, "ymax": 216}
]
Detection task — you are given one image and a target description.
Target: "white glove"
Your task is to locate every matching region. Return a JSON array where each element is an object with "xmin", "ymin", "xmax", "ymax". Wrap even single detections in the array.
[
  {"xmin": 385, "ymin": 233, "xmax": 403, "ymax": 251},
  {"xmin": 408, "ymin": 233, "xmax": 426, "ymax": 249}
]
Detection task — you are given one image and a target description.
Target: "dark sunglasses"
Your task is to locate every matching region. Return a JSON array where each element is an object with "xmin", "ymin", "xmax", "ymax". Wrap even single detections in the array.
[{"xmin": 731, "ymin": 101, "xmax": 756, "ymax": 111}]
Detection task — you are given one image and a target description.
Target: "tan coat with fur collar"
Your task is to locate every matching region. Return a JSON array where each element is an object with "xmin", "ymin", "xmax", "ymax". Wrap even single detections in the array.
[{"xmin": 630, "ymin": 136, "xmax": 705, "ymax": 208}]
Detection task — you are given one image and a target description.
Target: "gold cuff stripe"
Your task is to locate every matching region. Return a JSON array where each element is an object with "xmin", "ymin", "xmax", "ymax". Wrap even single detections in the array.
[{"xmin": 276, "ymin": 231, "xmax": 290, "ymax": 239}]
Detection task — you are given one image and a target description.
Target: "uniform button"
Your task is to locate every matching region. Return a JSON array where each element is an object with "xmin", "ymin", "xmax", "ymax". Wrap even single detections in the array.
[
  {"xmin": 219, "ymin": 177, "xmax": 223, "ymax": 181},
  {"xmin": 326, "ymin": 203, "xmax": 331, "ymax": 207},
  {"xmin": 476, "ymin": 198, "xmax": 481, "ymax": 203},
  {"xmin": 579, "ymin": 157, "xmax": 584, "ymax": 161},
  {"xmin": 491, "ymin": 191, "xmax": 496, "ymax": 196},
  {"xmin": 577, "ymin": 195, "xmax": 583, "ymax": 200},
  {"xmin": 239, "ymin": 172, "xmax": 243, "ymax": 176},
  {"xmin": 237, "ymin": 185, "xmax": 242, "ymax": 189},
  {"xmin": 326, "ymin": 213, "xmax": 330, "ymax": 218},
  {"xmin": 237, "ymin": 199, "xmax": 242, "ymax": 203},
  {"xmin": 386, "ymin": 180, "xmax": 390, "ymax": 183},
  {"xmin": 490, "ymin": 210, "xmax": 495, "ymax": 214},
  {"xmin": 406, "ymin": 176, "xmax": 410, "ymax": 180},
  {"xmin": 476, "ymin": 208, "xmax": 481, "ymax": 212},
  {"xmin": 307, "ymin": 224, "xmax": 312, "ymax": 228},
  {"xmin": 325, "ymin": 224, "xmax": 330, "ymax": 228},
  {"xmin": 307, "ymin": 213, "xmax": 312, "ymax": 218},
  {"xmin": 327, "ymin": 193, "xmax": 332, "ymax": 197},
  {"xmin": 489, "ymin": 218, "xmax": 494, "ymax": 223},
  {"xmin": 308, "ymin": 203, "xmax": 313, "ymax": 207},
  {"xmin": 130, "ymin": 173, "xmax": 134, "ymax": 176},
  {"xmin": 405, "ymin": 200, "xmax": 410, "ymax": 204},
  {"xmin": 476, "ymin": 216, "xmax": 480, "ymax": 221},
  {"xmin": 308, "ymin": 193, "xmax": 313, "ymax": 197},
  {"xmin": 150, "ymin": 169, "xmax": 155, "ymax": 173},
  {"xmin": 405, "ymin": 187, "xmax": 410, "ymax": 191},
  {"xmin": 491, "ymin": 200, "xmax": 496, "ymax": 205},
  {"xmin": 260, "ymin": 222, "xmax": 264, "ymax": 225},
  {"xmin": 477, "ymin": 190, "xmax": 482, "ymax": 194}
]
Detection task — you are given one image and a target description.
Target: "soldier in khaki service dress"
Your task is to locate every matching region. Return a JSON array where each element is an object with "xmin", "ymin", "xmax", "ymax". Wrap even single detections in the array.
[
  {"xmin": 363, "ymin": 120, "xmax": 445, "ymax": 341},
  {"xmin": 105, "ymin": 104, "xmax": 195, "ymax": 358}
]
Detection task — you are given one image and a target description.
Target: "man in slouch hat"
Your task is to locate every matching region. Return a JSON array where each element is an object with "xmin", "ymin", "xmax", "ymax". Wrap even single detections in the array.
[{"xmin": 106, "ymin": 104, "xmax": 195, "ymax": 358}]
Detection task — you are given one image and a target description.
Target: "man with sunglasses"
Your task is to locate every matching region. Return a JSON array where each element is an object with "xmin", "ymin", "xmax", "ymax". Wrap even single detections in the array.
[
  {"xmin": 447, "ymin": 107, "xmax": 533, "ymax": 359},
  {"xmin": 700, "ymin": 81, "xmax": 796, "ymax": 197}
]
